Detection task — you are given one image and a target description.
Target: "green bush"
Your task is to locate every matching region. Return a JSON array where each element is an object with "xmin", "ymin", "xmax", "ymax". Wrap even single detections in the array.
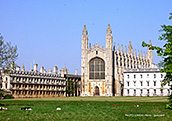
[
  {"xmin": 0, "ymin": 92, "xmax": 4, "ymax": 97},
  {"xmin": 166, "ymin": 104, "xmax": 172, "ymax": 109},
  {"xmin": 169, "ymin": 94, "xmax": 172, "ymax": 102},
  {"xmin": 4, "ymin": 94, "xmax": 13, "ymax": 99}
]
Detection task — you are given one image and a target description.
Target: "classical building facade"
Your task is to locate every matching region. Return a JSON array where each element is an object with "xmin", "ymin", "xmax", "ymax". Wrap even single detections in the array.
[
  {"xmin": 123, "ymin": 68, "xmax": 171, "ymax": 96},
  {"xmin": 0, "ymin": 63, "xmax": 81, "ymax": 98},
  {"xmin": 81, "ymin": 24, "xmax": 154, "ymax": 96},
  {"xmin": 0, "ymin": 64, "xmax": 66, "ymax": 98}
]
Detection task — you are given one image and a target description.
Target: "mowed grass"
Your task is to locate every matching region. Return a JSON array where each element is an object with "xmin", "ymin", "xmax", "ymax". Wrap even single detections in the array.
[
  {"xmin": 0, "ymin": 97, "xmax": 171, "ymax": 121},
  {"xmin": 13, "ymin": 96, "xmax": 169, "ymax": 102}
]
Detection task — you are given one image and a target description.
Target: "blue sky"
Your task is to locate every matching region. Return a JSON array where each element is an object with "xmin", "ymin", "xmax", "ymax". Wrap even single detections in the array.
[{"xmin": 0, "ymin": 0, "xmax": 171, "ymax": 74}]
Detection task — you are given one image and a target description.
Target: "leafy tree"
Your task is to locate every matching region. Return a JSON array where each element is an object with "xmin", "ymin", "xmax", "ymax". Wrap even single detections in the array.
[
  {"xmin": 66, "ymin": 80, "xmax": 78, "ymax": 96},
  {"xmin": 157, "ymin": 61, "xmax": 165, "ymax": 68},
  {"xmin": 66, "ymin": 80, "xmax": 73, "ymax": 96},
  {"xmin": 4, "ymin": 94, "xmax": 14, "ymax": 99},
  {"xmin": 0, "ymin": 91, "xmax": 4, "ymax": 97},
  {"xmin": 142, "ymin": 13, "xmax": 172, "ymax": 87},
  {"xmin": 0, "ymin": 33, "xmax": 18, "ymax": 73},
  {"xmin": 142, "ymin": 13, "xmax": 172, "ymax": 105}
]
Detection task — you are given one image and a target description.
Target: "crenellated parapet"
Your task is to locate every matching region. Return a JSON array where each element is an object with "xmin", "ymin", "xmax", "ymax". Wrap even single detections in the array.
[
  {"xmin": 114, "ymin": 41, "xmax": 152, "ymax": 70},
  {"xmin": 88, "ymin": 42, "xmax": 105, "ymax": 52}
]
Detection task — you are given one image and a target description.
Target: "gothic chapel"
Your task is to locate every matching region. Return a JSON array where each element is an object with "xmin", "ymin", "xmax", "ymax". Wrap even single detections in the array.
[{"xmin": 81, "ymin": 24, "xmax": 153, "ymax": 96}]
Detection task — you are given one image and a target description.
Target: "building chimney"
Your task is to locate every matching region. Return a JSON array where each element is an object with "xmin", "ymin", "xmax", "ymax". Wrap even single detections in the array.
[
  {"xmin": 16, "ymin": 66, "xmax": 20, "ymax": 71},
  {"xmin": 49, "ymin": 69, "xmax": 52, "ymax": 74},
  {"xmin": 53, "ymin": 66, "xmax": 58, "ymax": 74},
  {"xmin": 75, "ymin": 69, "xmax": 78, "ymax": 75},
  {"xmin": 60, "ymin": 69, "xmax": 64, "ymax": 77},
  {"xmin": 43, "ymin": 69, "xmax": 47, "ymax": 73},
  {"xmin": 22, "ymin": 63, "xmax": 25, "ymax": 71},
  {"xmin": 34, "ymin": 64, "xmax": 38, "ymax": 72},
  {"xmin": 40, "ymin": 66, "xmax": 44, "ymax": 73}
]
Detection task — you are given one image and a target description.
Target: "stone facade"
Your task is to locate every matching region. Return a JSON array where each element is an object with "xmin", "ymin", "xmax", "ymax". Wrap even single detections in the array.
[
  {"xmin": 0, "ymin": 64, "xmax": 66, "ymax": 98},
  {"xmin": 65, "ymin": 73, "xmax": 81, "ymax": 97},
  {"xmin": 81, "ymin": 24, "xmax": 154, "ymax": 96},
  {"xmin": 0, "ymin": 64, "xmax": 81, "ymax": 98}
]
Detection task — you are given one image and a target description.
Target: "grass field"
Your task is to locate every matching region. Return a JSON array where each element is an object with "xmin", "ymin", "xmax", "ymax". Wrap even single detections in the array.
[
  {"xmin": 0, "ymin": 97, "xmax": 172, "ymax": 121},
  {"xmin": 12, "ymin": 96, "xmax": 169, "ymax": 102}
]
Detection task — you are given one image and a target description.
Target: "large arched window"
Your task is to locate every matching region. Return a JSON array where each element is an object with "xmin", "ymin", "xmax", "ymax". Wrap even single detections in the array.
[{"xmin": 89, "ymin": 57, "xmax": 105, "ymax": 79}]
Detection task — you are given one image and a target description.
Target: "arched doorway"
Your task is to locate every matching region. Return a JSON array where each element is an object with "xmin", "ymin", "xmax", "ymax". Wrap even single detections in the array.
[{"xmin": 94, "ymin": 86, "xmax": 99, "ymax": 96}]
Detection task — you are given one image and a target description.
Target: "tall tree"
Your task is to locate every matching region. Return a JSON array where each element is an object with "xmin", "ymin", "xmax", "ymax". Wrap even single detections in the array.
[
  {"xmin": 142, "ymin": 13, "xmax": 172, "ymax": 87},
  {"xmin": 0, "ymin": 33, "xmax": 18, "ymax": 73}
]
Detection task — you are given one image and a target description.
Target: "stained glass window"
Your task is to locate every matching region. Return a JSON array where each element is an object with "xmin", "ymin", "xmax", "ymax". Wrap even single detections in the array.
[{"xmin": 89, "ymin": 57, "xmax": 105, "ymax": 79}]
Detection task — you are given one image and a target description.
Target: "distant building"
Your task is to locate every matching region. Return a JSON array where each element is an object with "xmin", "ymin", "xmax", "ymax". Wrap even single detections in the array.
[
  {"xmin": 0, "ymin": 63, "xmax": 81, "ymax": 98},
  {"xmin": 60, "ymin": 68, "xmax": 81, "ymax": 97},
  {"xmin": 123, "ymin": 68, "xmax": 171, "ymax": 96},
  {"xmin": 81, "ymin": 24, "xmax": 154, "ymax": 96}
]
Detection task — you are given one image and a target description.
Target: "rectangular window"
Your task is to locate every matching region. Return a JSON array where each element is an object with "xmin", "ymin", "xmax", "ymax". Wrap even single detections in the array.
[
  {"xmin": 127, "ymin": 82, "xmax": 129, "ymax": 86},
  {"xmin": 127, "ymin": 75, "xmax": 129, "ymax": 79},
  {"xmin": 127, "ymin": 89, "xmax": 129, "ymax": 94},
  {"xmin": 140, "ymin": 89, "xmax": 143, "ymax": 94},
  {"xmin": 134, "ymin": 81, "xmax": 136, "ymax": 86},
  {"xmin": 154, "ymin": 89, "xmax": 156, "ymax": 94},
  {"xmin": 140, "ymin": 74, "xmax": 143, "ymax": 78},
  {"xmin": 95, "ymin": 73, "xmax": 99, "ymax": 79},
  {"xmin": 134, "ymin": 75, "xmax": 136, "ymax": 79},
  {"xmin": 161, "ymin": 74, "xmax": 163, "ymax": 78},
  {"xmin": 147, "ymin": 89, "xmax": 149, "ymax": 94},
  {"xmin": 154, "ymin": 74, "xmax": 156, "ymax": 78},
  {"xmin": 140, "ymin": 81, "xmax": 143, "ymax": 86},
  {"xmin": 134, "ymin": 89, "xmax": 136, "ymax": 94},
  {"xmin": 154, "ymin": 81, "xmax": 156, "ymax": 86},
  {"xmin": 147, "ymin": 82, "xmax": 149, "ymax": 86}
]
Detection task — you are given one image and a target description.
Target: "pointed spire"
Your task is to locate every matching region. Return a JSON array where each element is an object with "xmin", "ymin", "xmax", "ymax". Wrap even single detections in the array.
[
  {"xmin": 148, "ymin": 40, "xmax": 153, "ymax": 67},
  {"xmin": 121, "ymin": 44, "xmax": 123, "ymax": 54},
  {"xmin": 89, "ymin": 43, "xmax": 91, "ymax": 49},
  {"xmin": 146, "ymin": 52, "xmax": 148, "ymax": 59},
  {"xmin": 125, "ymin": 45, "xmax": 127, "ymax": 54},
  {"xmin": 114, "ymin": 42, "xmax": 115, "ymax": 51},
  {"xmin": 143, "ymin": 51, "xmax": 145, "ymax": 59},
  {"xmin": 128, "ymin": 41, "xmax": 133, "ymax": 55},
  {"xmin": 106, "ymin": 23, "xmax": 112, "ymax": 35},
  {"xmin": 22, "ymin": 63, "xmax": 25, "ymax": 71},
  {"xmin": 96, "ymin": 42, "xmax": 98, "ymax": 46},
  {"xmin": 82, "ymin": 25, "xmax": 88, "ymax": 35},
  {"xmin": 140, "ymin": 51, "xmax": 142, "ymax": 58},
  {"xmin": 135, "ymin": 49, "xmax": 136, "ymax": 57},
  {"xmin": 117, "ymin": 43, "xmax": 119, "ymax": 53},
  {"xmin": 149, "ymin": 40, "xmax": 152, "ymax": 46},
  {"xmin": 138, "ymin": 50, "xmax": 140, "ymax": 57},
  {"xmin": 82, "ymin": 25, "xmax": 88, "ymax": 49},
  {"xmin": 128, "ymin": 41, "xmax": 132, "ymax": 48}
]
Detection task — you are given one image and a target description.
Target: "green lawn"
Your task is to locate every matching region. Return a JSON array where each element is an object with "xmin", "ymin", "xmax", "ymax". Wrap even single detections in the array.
[
  {"xmin": 12, "ymin": 96, "xmax": 169, "ymax": 102},
  {"xmin": 0, "ymin": 97, "xmax": 171, "ymax": 121}
]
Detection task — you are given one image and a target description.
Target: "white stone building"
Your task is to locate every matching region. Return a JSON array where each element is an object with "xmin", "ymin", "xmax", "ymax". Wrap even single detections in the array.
[{"xmin": 123, "ymin": 68, "xmax": 171, "ymax": 96}]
